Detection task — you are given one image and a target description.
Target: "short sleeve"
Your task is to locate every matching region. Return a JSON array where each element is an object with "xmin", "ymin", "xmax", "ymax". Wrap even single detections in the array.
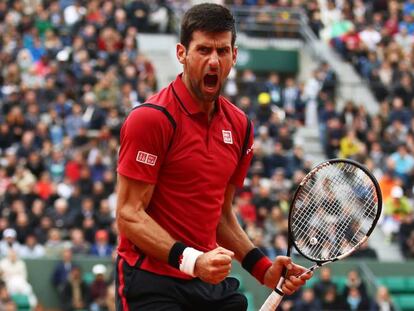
[
  {"xmin": 229, "ymin": 119, "xmax": 254, "ymax": 187},
  {"xmin": 117, "ymin": 107, "xmax": 174, "ymax": 184}
]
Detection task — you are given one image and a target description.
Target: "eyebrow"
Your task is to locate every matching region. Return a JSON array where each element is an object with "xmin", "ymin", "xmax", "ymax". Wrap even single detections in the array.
[{"xmin": 195, "ymin": 43, "xmax": 231, "ymax": 49}]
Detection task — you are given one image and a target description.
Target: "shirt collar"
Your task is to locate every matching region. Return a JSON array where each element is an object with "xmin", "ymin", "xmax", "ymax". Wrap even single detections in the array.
[{"xmin": 171, "ymin": 73, "xmax": 222, "ymax": 117}]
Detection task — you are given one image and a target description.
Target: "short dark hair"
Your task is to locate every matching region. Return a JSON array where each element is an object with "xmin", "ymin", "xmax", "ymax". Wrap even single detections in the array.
[{"xmin": 180, "ymin": 3, "xmax": 236, "ymax": 49}]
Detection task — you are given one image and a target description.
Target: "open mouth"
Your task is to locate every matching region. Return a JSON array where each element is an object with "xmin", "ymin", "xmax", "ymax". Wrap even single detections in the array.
[{"xmin": 204, "ymin": 74, "xmax": 218, "ymax": 88}]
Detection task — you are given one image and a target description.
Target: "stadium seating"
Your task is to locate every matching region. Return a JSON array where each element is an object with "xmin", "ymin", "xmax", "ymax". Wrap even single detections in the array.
[
  {"xmin": 393, "ymin": 294, "xmax": 414, "ymax": 311},
  {"xmin": 377, "ymin": 277, "xmax": 414, "ymax": 311},
  {"xmin": 378, "ymin": 276, "xmax": 412, "ymax": 294}
]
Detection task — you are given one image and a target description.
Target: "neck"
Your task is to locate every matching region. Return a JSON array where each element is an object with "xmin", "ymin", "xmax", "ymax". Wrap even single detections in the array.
[{"xmin": 182, "ymin": 73, "xmax": 215, "ymax": 120}]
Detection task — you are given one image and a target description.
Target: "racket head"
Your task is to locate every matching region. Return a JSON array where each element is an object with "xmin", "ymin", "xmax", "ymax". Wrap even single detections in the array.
[{"xmin": 287, "ymin": 158, "xmax": 382, "ymax": 264}]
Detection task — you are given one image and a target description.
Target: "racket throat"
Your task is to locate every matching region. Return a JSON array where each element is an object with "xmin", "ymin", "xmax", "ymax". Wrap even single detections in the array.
[{"xmin": 299, "ymin": 262, "xmax": 327, "ymax": 278}]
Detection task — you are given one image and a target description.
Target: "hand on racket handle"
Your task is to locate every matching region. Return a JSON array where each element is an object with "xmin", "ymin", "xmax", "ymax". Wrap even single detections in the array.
[
  {"xmin": 263, "ymin": 256, "xmax": 312, "ymax": 293},
  {"xmin": 194, "ymin": 247, "xmax": 234, "ymax": 284},
  {"xmin": 260, "ymin": 257, "xmax": 313, "ymax": 311}
]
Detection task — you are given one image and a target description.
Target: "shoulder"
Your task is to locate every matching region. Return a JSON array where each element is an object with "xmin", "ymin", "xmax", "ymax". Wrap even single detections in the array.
[
  {"xmin": 130, "ymin": 84, "xmax": 179, "ymax": 125},
  {"xmin": 124, "ymin": 102, "xmax": 176, "ymax": 132}
]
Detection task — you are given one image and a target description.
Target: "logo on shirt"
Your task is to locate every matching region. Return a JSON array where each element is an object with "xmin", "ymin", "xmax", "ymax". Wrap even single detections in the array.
[
  {"xmin": 222, "ymin": 130, "xmax": 233, "ymax": 144},
  {"xmin": 136, "ymin": 151, "xmax": 158, "ymax": 166},
  {"xmin": 246, "ymin": 143, "xmax": 254, "ymax": 155}
]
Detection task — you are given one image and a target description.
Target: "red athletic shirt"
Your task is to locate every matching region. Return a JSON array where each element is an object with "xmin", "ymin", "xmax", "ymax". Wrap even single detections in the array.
[{"xmin": 117, "ymin": 74, "xmax": 254, "ymax": 279}]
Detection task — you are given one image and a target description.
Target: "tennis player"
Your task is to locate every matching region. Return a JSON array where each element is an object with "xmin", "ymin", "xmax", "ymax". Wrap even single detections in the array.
[{"xmin": 116, "ymin": 3, "xmax": 311, "ymax": 310}]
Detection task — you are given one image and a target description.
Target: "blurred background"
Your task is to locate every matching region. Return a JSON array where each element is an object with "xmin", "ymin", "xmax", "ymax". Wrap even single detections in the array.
[{"xmin": 0, "ymin": 0, "xmax": 413, "ymax": 310}]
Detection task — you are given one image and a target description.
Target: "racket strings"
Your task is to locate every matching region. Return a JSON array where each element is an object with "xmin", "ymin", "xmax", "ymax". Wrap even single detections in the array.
[
  {"xmin": 291, "ymin": 163, "xmax": 379, "ymax": 261},
  {"xmin": 300, "ymin": 170, "xmax": 374, "ymax": 258},
  {"xmin": 302, "ymin": 167, "xmax": 376, "ymax": 257}
]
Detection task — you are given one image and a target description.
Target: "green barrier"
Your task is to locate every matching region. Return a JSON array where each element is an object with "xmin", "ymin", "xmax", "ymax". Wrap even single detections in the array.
[
  {"xmin": 25, "ymin": 256, "xmax": 112, "ymax": 309},
  {"xmin": 236, "ymin": 47, "xmax": 299, "ymax": 73}
]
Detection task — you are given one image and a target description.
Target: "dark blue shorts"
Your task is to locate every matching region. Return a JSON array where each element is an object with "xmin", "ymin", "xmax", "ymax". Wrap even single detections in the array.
[{"xmin": 115, "ymin": 256, "xmax": 247, "ymax": 311}]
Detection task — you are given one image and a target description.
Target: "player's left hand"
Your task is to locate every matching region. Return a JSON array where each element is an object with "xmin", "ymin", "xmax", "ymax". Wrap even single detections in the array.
[{"xmin": 263, "ymin": 256, "xmax": 312, "ymax": 294}]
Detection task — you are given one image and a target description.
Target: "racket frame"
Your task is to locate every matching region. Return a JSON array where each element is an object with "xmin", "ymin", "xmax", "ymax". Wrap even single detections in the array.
[
  {"xmin": 259, "ymin": 158, "xmax": 383, "ymax": 311},
  {"xmin": 287, "ymin": 158, "xmax": 382, "ymax": 265}
]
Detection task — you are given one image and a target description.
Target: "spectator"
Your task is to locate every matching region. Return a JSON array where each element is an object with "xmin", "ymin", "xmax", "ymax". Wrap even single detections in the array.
[
  {"xmin": 339, "ymin": 130, "xmax": 363, "ymax": 159},
  {"xmin": 321, "ymin": 284, "xmax": 346, "ymax": 310},
  {"xmin": 294, "ymin": 288, "xmax": 321, "ymax": 310},
  {"xmin": 60, "ymin": 266, "xmax": 90, "ymax": 311},
  {"xmin": 0, "ymin": 249, "xmax": 27, "ymax": 285},
  {"xmin": 344, "ymin": 287, "xmax": 371, "ymax": 311},
  {"xmin": 69, "ymin": 228, "xmax": 90, "ymax": 255},
  {"xmin": 73, "ymin": 197, "xmax": 96, "ymax": 228},
  {"xmin": 52, "ymin": 247, "xmax": 76, "ymax": 295},
  {"xmin": 382, "ymin": 186, "xmax": 412, "ymax": 241},
  {"xmin": 33, "ymin": 215, "xmax": 53, "ymax": 245},
  {"xmin": 370, "ymin": 286, "xmax": 396, "ymax": 311},
  {"xmin": 352, "ymin": 241, "xmax": 378, "ymax": 259},
  {"xmin": 313, "ymin": 266, "xmax": 337, "ymax": 298},
  {"xmin": 0, "ymin": 228, "xmax": 22, "ymax": 257},
  {"xmin": 359, "ymin": 24, "xmax": 381, "ymax": 52},
  {"xmin": 105, "ymin": 281, "xmax": 116, "ymax": 311},
  {"xmin": 47, "ymin": 198, "xmax": 73, "ymax": 231},
  {"xmin": 343, "ymin": 269, "xmax": 369, "ymax": 302},
  {"xmin": 89, "ymin": 229, "xmax": 113, "ymax": 257},
  {"xmin": 20, "ymin": 234, "xmax": 45, "ymax": 258},
  {"xmin": 378, "ymin": 169, "xmax": 401, "ymax": 202},
  {"xmin": 268, "ymin": 233, "xmax": 288, "ymax": 259},
  {"xmin": 264, "ymin": 205, "xmax": 288, "ymax": 241},
  {"xmin": 44, "ymin": 228, "xmax": 66, "ymax": 257},
  {"xmin": 390, "ymin": 144, "xmax": 414, "ymax": 183},
  {"xmin": 0, "ymin": 249, "xmax": 38, "ymax": 308},
  {"xmin": 0, "ymin": 281, "xmax": 13, "ymax": 310},
  {"xmin": 89, "ymin": 264, "xmax": 109, "ymax": 311}
]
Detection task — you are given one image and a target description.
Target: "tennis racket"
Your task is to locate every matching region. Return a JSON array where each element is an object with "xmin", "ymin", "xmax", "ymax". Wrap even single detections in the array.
[{"xmin": 259, "ymin": 158, "xmax": 382, "ymax": 311}]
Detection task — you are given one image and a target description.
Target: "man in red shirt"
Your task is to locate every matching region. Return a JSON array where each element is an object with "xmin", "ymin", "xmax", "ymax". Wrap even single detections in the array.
[{"xmin": 116, "ymin": 3, "xmax": 311, "ymax": 310}]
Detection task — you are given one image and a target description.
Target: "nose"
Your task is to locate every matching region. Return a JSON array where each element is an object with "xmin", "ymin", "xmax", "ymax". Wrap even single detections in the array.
[{"xmin": 208, "ymin": 51, "xmax": 219, "ymax": 70}]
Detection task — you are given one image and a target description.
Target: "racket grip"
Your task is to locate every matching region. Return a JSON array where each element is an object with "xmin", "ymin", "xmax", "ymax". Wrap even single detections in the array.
[
  {"xmin": 259, "ymin": 277, "xmax": 285, "ymax": 311},
  {"xmin": 258, "ymin": 291, "xmax": 284, "ymax": 311}
]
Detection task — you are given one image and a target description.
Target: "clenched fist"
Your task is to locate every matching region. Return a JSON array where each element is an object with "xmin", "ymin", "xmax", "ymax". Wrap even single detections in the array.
[{"xmin": 194, "ymin": 247, "xmax": 234, "ymax": 284}]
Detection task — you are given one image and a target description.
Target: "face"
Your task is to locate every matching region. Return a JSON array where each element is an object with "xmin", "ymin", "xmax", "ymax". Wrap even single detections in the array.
[{"xmin": 177, "ymin": 31, "xmax": 237, "ymax": 105}]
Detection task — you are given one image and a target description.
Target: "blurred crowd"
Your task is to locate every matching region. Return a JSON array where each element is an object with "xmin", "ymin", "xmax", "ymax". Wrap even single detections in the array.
[
  {"xmin": 0, "ymin": 0, "xmax": 186, "ymax": 309},
  {"xmin": 1, "ymin": 0, "xmax": 414, "ymax": 309},
  {"xmin": 309, "ymin": 0, "xmax": 414, "ymax": 259},
  {"xmin": 226, "ymin": 0, "xmax": 414, "ymax": 260},
  {"xmin": 277, "ymin": 266, "xmax": 396, "ymax": 311}
]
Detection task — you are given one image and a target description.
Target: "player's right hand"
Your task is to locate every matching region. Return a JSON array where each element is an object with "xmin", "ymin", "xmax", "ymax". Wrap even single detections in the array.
[{"xmin": 194, "ymin": 247, "xmax": 234, "ymax": 284}]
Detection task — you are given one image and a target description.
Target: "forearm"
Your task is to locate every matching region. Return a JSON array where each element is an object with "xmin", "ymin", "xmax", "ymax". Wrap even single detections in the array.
[
  {"xmin": 116, "ymin": 174, "xmax": 177, "ymax": 263},
  {"xmin": 117, "ymin": 204, "xmax": 176, "ymax": 263},
  {"xmin": 216, "ymin": 210, "xmax": 255, "ymax": 262}
]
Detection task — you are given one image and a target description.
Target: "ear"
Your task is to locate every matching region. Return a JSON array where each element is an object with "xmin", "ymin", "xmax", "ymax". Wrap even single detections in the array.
[
  {"xmin": 176, "ymin": 43, "xmax": 186, "ymax": 65},
  {"xmin": 232, "ymin": 46, "xmax": 238, "ymax": 66}
]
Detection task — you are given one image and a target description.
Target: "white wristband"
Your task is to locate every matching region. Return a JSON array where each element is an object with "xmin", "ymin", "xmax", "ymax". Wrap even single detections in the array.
[{"xmin": 179, "ymin": 247, "xmax": 204, "ymax": 277}]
